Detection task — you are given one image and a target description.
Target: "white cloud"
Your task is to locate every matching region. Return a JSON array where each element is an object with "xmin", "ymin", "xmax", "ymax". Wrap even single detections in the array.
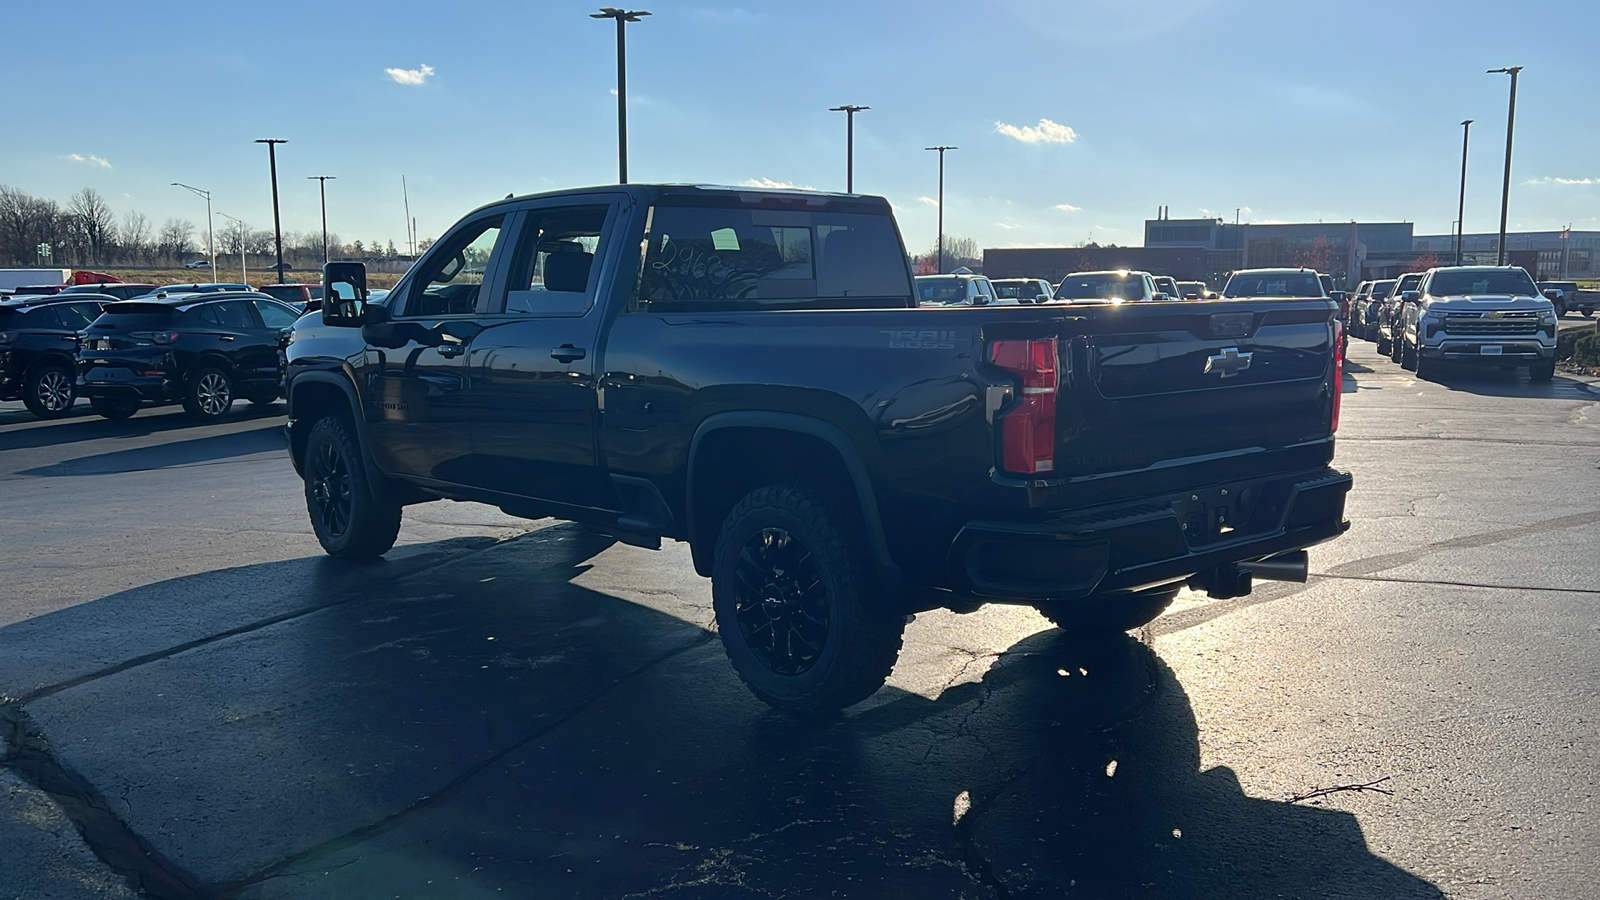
[
  {"xmin": 61, "ymin": 153, "xmax": 111, "ymax": 169},
  {"xmin": 919, "ymin": 196, "xmax": 939, "ymax": 207},
  {"xmin": 994, "ymin": 222, "xmax": 1023, "ymax": 230},
  {"xmin": 1525, "ymin": 176, "xmax": 1597, "ymax": 186},
  {"xmin": 1053, "ymin": 203, "xmax": 1080, "ymax": 212},
  {"xmin": 739, "ymin": 178, "xmax": 815, "ymax": 191},
  {"xmin": 995, "ymin": 118, "xmax": 1078, "ymax": 144},
  {"xmin": 385, "ymin": 64, "xmax": 435, "ymax": 85}
]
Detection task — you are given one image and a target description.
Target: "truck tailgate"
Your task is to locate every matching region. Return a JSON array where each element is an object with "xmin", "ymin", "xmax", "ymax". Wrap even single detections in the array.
[{"xmin": 1053, "ymin": 299, "xmax": 1336, "ymax": 478}]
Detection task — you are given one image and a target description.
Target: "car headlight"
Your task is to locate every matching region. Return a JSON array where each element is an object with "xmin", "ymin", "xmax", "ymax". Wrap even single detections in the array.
[{"xmin": 1538, "ymin": 310, "xmax": 1558, "ymax": 326}]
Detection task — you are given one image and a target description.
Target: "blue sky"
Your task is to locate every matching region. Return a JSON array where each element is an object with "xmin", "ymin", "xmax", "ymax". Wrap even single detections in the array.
[{"xmin": 7, "ymin": 0, "xmax": 1597, "ymax": 253}]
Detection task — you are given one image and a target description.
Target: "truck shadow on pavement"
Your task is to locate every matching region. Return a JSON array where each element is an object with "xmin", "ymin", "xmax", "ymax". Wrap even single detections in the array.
[
  {"xmin": 1420, "ymin": 366, "xmax": 1595, "ymax": 399},
  {"xmin": 0, "ymin": 402, "xmax": 284, "ymax": 453},
  {"xmin": 1, "ymin": 526, "xmax": 1443, "ymax": 899},
  {"xmin": 16, "ymin": 424, "xmax": 286, "ymax": 477}
]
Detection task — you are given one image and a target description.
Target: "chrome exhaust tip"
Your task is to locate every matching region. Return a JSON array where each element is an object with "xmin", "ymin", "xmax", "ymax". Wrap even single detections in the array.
[{"xmin": 1242, "ymin": 551, "xmax": 1309, "ymax": 583}]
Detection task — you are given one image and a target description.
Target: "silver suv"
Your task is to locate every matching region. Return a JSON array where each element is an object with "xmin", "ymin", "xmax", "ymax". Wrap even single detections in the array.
[{"xmin": 1397, "ymin": 266, "xmax": 1557, "ymax": 381}]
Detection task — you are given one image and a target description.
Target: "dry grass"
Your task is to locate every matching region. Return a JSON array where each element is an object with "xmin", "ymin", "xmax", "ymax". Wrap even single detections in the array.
[{"xmin": 92, "ymin": 267, "xmax": 405, "ymax": 290}]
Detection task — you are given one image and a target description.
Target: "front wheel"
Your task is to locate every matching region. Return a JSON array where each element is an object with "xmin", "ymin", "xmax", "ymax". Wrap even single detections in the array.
[
  {"xmin": 1582, "ymin": 309, "xmax": 1594, "ymax": 318},
  {"xmin": 1375, "ymin": 329, "xmax": 1391, "ymax": 356},
  {"xmin": 1400, "ymin": 338, "xmax": 1417, "ymax": 371},
  {"xmin": 1529, "ymin": 359, "xmax": 1556, "ymax": 382},
  {"xmin": 1553, "ymin": 301, "xmax": 1566, "ymax": 318},
  {"xmin": 711, "ymin": 483, "xmax": 905, "ymax": 714},
  {"xmin": 182, "ymin": 367, "xmax": 234, "ymax": 420},
  {"xmin": 23, "ymin": 365, "xmax": 76, "ymax": 419},
  {"xmin": 1036, "ymin": 587, "xmax": 1179, "ymax": 636},
  {"xmin": 302, "ymin": 415, "xmax": 402, "ymax": 559},
  {"xmin": 89, "ymin": 397, "xmax": 139, "ymax": 420},
  {"xmin": 244, "ymin": 389, "xmax": 280, "ymax": 406}
]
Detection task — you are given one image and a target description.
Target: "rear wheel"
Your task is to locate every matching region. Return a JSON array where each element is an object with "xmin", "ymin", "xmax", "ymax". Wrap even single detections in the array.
[
  {"xmin": 1036, "ymin": 587, "xmax": 1180, "ymax": 636},
  {"xmin": 711, "ymin": 483, "xmax": 905, "ymax": 715},
  {"xmin": 1375, "ymin": 327, "xmax": 1391, "ymax": 356},
  {"xmin": 1389, "ymin": 329, "xmax": 1404, "ymax": 363},
  {"xmin": 303, "ymin": 415, "xmax": 402, "ymax": 559},
  {"xmin": 89, "ymin": 397, "xmax": 138, "ymax": 420},
  {"xmin": 22, "ymin": 364, "xmax": 75, "ymax": 419},
  {"xmin": 182, "ymin": 367, "xmax": 234, "ymax": 420},
  {"xmin": 244, "ymin": 389, "xmax": 279, "ymax": 406}
]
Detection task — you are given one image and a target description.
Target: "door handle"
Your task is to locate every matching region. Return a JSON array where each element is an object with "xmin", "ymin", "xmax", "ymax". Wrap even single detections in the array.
[
  {"xmin": 219, "ymin": 335, "xmax": 235, "ymax": 341},
  {"xmin": 550, "ymin": 344, "xmax": 587, "ymax": 363},
  {"xmin": 437, "ymin": 343, "xmax": 467, "ymax": 358}
]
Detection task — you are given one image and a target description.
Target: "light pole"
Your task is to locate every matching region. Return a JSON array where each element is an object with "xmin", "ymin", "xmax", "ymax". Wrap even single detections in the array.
[
  {"xmin": 171, "ymin": 182, "xmax": 215, "ymax": 282},
  {"xmin": 591, "ymin": 8, "xmax": 650, "ymax": 184},
  {"xmin": 307, "ymin": 175, "xmax": 336, "ymax": 264},
  {"xmin": 1456, "ymin": 119, "xmax": 1472, "ymax": 266},
  {"xmin": 924, "ymin": 146, "xmax": 956, "ymax": 273},
  {"xmin": 217, "ymin": 212, "xmax": 248, "ymax": 284},
  {"xmin": 830, "ymin": 105, "xmax": 869, "ymax": 193},
  {"xmin": 1487, "ymin": 67, "xmax": 1522, "ymax": 266},
  {"xmin": 256, "ymin": 139, "xmax": 288, "ymax": 283}
]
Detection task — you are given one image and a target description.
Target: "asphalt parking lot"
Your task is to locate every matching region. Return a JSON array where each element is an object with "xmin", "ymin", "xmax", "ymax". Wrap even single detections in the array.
[{"xmin": 1, "ymin": 341, "xmax": 1596, "ymax": 899}]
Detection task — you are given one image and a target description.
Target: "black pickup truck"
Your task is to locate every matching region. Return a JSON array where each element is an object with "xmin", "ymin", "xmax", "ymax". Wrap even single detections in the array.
[{"xmin": 284, "ymin": 184, "xmax": 1351, "ymax": 713}]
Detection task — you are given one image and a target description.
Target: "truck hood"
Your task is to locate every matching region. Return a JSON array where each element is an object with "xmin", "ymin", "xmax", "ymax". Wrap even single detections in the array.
[{"xmin": 1420, "ymin": 294, "xmax": 1552, "ymax": 313}]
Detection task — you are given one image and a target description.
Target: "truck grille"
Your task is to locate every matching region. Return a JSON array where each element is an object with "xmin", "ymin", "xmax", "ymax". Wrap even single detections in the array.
[{"xmin": 1439, "ymin": 312, "xmax": 1539, "ymax": 336}]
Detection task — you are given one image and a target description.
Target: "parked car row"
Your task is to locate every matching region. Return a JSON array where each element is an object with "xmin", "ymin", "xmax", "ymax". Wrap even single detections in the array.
[
  {"xmin": 1349, "ymin": 266, "xmax": 1557, "ymax": 381},
  {"xmin": 1, "ymin": 289, "xmax": 303, "ymax": 421},
  {"xmin": 914, "ymin": 270, "xmax": 1234, "ymax": 308}
]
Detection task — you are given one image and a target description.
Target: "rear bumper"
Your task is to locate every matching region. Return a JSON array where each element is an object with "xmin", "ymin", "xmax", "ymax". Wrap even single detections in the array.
[
  {"xmin": 77, "ymin": 369, "xmax": 178, "ymax": 403},
  {"xmin": 947, "ymin": 467, "xmax": 1351, "ymax": 603}
]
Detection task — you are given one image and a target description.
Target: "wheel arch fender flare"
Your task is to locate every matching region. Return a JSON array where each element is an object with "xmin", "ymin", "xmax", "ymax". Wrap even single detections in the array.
[
  {"xmin": 686, "ymin": 411, "xmax": 902, "ymax": 595},
  {"xmin": 286, "ymin": 371, "xmax": 383, "ymax": 487}
]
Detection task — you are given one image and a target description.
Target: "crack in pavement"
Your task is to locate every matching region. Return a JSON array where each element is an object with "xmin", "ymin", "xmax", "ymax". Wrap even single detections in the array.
[
  {"xmin": 1315, "ymin": 573, "xmax": 1600, "ymax": 596},
  {"xmin": 1325, "ymin": 511, "xmax": 1598, "ymax": 578},
  {"xmin": 216, "ymin": 629, "xmax": 717, "ymax": 897}
]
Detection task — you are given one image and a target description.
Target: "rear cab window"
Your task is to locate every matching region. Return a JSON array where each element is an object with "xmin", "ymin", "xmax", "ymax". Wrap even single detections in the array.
[{"xmin": 637, "ymin": 201, "xmax": 912, "ymax": 312}]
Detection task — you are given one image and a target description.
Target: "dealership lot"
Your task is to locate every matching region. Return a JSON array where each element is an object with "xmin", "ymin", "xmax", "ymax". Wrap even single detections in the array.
[{"xmin": 1, "ymin": 342, "xmax": 1596, "ymax": 899}]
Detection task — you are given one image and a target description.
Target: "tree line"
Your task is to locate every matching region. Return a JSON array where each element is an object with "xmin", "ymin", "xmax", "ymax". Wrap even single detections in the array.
[{"xmin": 0, "ymin": 185, "xmax": 414, "ymax": 269}]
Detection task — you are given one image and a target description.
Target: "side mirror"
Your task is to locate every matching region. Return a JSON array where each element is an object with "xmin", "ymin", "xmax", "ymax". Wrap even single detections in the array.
[
  {"xmin": 1401, "ymin": 290, "xmax": 1421, "ymax": 303},
  {"xmin": 1330, "ymin": 290, "xmax": 1347, "ymax": 304},
  {"xmin": 1035, "ymin": 294, "xmax": 1050, "ymax": 304},
  {"xmin": 1153, "ymin": 292, "xmax": 1170, "ymax": 301},
  {"xmin": 321, "ymin": 261, "xmax": 370, "ymax": 327}
]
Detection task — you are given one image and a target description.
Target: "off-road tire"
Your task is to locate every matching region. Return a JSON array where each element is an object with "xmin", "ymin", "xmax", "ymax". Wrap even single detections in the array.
[
  {"xmin": 711, "ymin": 483, "xmax": 905, "ymax": 715},
  {"xmin": 1035, "ymin": 587, "xmax": 1179, "ymax": 636},
  {"xmin": 182, "ymin": 367, "xmax": 234, "ymax": 420},
  {"xmin": 23, "ymin": 364, "xmax": 75, "ymax": 419},
  {"xmin": 89, "ymin": 397, "xmax": 138, "ymax": 420},
  {"xmin": 1529, "ymin": 359, "xmax": 1556, "ymax": 382},
  {"xmin": 302, "ymin": 415, "xmax": 402, "ymax": 560}
]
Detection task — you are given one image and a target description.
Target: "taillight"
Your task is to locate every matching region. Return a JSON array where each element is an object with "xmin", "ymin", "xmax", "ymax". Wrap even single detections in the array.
[
  {"xmin": 1330, "ymin": 321, "xmax": 1344, "ymax": 433},
  {"xmin": 129, "ymin": 330, "xmax": 179, "ymax": 344},
  {"xmin": 990, "ymin": 338, "xmax": 1058, "ymax": 475}
]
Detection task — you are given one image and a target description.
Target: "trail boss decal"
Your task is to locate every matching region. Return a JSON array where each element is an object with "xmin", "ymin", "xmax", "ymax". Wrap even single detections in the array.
[{"xmin": 882, "ymin": 329, "xmax": 958, "ymax": 350}]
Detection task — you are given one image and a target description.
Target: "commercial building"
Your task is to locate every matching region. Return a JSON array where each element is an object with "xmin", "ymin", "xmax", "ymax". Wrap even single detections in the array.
[{"xmin": 1411, "ymin": 230, "xmax": 1600, "ymax": 279}]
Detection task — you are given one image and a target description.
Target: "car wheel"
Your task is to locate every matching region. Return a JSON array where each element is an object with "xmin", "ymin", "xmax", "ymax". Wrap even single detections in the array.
[
  {"xmin": 1582, "ymin": 309, "xmax": 1593, "ymax": 318},
  {"xmin": 1035, "ymin": 587, "xmax": 1179, "ymax": 636},
  {"xmin": 1530, "ymin": 359, "xmax": 1555, "ymax": 382},
  {"xmin": 1400, "ymin": 338, "xmax": 1417, "ymax": 371},
  {"xmin": 1413, "ymin": 347, "xmax": 1430, "ymax": 380},
  {"xmin": 89, "ymin": 397, "xmax": 139, "ymax": 420},
  {"xmin": 711, "ymin": 483, "xmax": 905, "ymax": 715},
  {"xmin": 303, "ymin": 415, "xmax": 402, "ymax": 559},
  {"xmin": 1553, "ymin": 301, "xmax": 1566, "ymax": 318},
  {"xmin": 1375, "ymin": 327, "xmax": 1390, "ymax": 356},
  {"xmin": 182, "ymin": 367, "xmax": 234, "ymax": 420},
  {"xmin": 244, "ymin": 389, "xmax": 280, "ymax": 406},
  {"xmin": 1389, "ymin": 330, "xmax": 1404, "ymax": 363},
  {"xmin": 22, "ymin": 364, "xmax": 76, "ymax": 419}
]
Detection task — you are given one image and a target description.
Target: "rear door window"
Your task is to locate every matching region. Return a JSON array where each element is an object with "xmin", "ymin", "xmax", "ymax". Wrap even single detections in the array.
[
  {"xmin": 253, "ymin": 299, "xmax": 300, "ymax": 328},
  {"xmin": 638, "ymin": 204, "xmax": 912, "ymax": 312},
  {"xmin": 494, "ymin": 205, "xmax": 612, "ymax": 316}
]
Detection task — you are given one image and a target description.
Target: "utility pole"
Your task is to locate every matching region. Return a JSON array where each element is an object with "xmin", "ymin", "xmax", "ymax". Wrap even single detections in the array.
[
  {"xmin": 925, "ymin": 146, "xmax": 956, "ymax": 273},
  {"xmin": 592, "ymin": 8, "xmax": 651, "ymax": 184},
  {"xmin": 1456, "ymin": 119, "xmax": 1472, "ymax": 266},
  {"xmin": 829, "ymin": 105, "xmax": 869, "ymax": 192},
  {"xmin": 307, "ymin": 175, "xmax": 335, "ymax": 263},
  {"xmin": 1487, "ymin": 67, "xmax": 1522, "ymax": 266},
  {"xmin": 170, "ymin": 182, "xmax": 215, "ymax": 282},
  {"xmin": 256, "ymin": 139, "xmax": 288, "ymax": 283}
]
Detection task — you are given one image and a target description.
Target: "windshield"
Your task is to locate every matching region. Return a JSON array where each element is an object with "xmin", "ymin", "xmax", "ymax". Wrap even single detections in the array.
[
  {"xmin": 1427, "ymin": 270, "xmax": 1539, "ymax": 297},
  {"xmin": 1371, "ymin": 280, "xmax": 1396, "ymax": 299},
  {"xmin": 916, "ymin": 277, "xmax": 969, "ymax": 305},
  {"xmin": 1054, "ymin": 273, "xmax": 1146, "ymax": 301},
  {"xmin": 1222, "ymin": 272, "xmax": 1324, "ymax": 298},
  {"xmin": 1395, "ymin": 274, "xmax": 1424, "ymax": 295},
  {"xmin": 991, "ymin": 281, "xmax": 1040, "ymax": 300}
]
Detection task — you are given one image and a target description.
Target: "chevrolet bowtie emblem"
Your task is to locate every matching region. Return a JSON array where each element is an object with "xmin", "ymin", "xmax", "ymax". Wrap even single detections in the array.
[{"xmin": 1204, "ymin": 347, "xmax": 1253, "ymax": 378}]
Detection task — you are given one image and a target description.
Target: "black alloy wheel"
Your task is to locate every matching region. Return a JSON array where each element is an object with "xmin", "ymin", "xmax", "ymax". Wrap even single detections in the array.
[
  {"xmin": 23, "ymin": 365, "xmax": 75, "ymax": 419},
  {"xmin": 302, "ymin": 415, "xmax": 401, "ymax": 559},
  {"xmin": 712, "ymin": 483, "xmax": 904, "ymax": 714},
  {"xmin": 89, "ymin": 396, "xmax": 138, "ymax": 420},
  {"xmin": 183, "ymin": 367, "xmax": 234, "ymax": 420}
]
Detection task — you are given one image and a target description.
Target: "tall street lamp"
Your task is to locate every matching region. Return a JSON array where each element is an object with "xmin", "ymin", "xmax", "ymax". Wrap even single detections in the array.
[
  {"xmin": 1456, "ymin": 119, "xmax": 1472, "ymax": 266},
  {"xmin": 591, "ymin": 8, "xmax": 650, "ymax": 184},
  {"xmin": 170, "ymin": 182, "xmax": 215, "ymax": 282},
  {"xmin": 217, "ymin": 212, "xmax": 248, "ymax": 284},
  {"xmin": 256, "ymin": 139, "xmax": 288, "ymax": 283},
  {"xmin": 1487, "ymin": 66, "xmax": 1522, "ymax": 266},
  {"xmin": 307, "ymin": 175, "xmax": 336, "ymax": 263},
  {"xmin": 829, "ymin": 105, "xmax": 869, "ymax": 193},
  {"xmin": 924, "ymin": 146, "xmax": 956, "ymax": 273}
]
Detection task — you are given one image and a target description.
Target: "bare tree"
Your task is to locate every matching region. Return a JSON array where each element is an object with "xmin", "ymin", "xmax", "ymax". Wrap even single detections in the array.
[
  {"xmin": 120, "ymin": 211, "xmax": 152, "ymax": 264},
  {"xmin": 67, "ymin": 188, "xmax": 117, "ymax": 265},
  {"xmin": 0, "ymin": 185, "xmax": 66, "ymax": 267},
  {"xmin": 157, "ymin": 218, "xmax": 196, "ymax": 263}
]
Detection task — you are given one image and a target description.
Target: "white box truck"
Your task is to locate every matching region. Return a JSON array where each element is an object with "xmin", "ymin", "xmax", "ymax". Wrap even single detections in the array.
[{"xmin": 0, "ymin": 269, "xmax": 72, "ymax": 292}]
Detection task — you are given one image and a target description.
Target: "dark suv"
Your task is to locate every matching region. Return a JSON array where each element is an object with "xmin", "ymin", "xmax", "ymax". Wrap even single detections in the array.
[
  {"xmin": 77, "ymin": 292, "xmax": 301, "ymax": 420},
  {"xmin": 1, "ymin": 294, "xmax": 112, "ymax": 418},
  {"xmin": 59, "ymin": 283, "xmax": 159, "ymax": 302}
]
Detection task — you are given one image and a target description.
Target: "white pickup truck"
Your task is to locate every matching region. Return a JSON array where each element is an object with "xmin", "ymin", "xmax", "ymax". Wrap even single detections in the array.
[{"xmin": 1398, "ymin": 266, "xmax": 1558, "ymax": 381}]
